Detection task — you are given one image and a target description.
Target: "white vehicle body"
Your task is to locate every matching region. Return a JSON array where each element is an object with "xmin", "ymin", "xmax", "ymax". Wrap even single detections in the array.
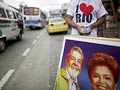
[
  {"xmin": 23, "ymin": 7, "xmax": 46, "ymax": 29},
  {"xmin": 0, "ymin": 2, "xmax": 23, "ymax": 52},
  {"xmin": 49, "ymin": 9, "xmax": 62, "ymax": 18}
]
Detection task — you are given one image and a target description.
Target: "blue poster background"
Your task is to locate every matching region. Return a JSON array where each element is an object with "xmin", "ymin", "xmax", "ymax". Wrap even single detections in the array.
[{"xmin": 60, "ymin": 39, "xmax": 120, "ymax": 90}]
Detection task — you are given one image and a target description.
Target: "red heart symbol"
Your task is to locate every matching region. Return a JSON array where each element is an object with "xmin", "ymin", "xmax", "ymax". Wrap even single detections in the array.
[{"xmin": 80, "ymin": 3, "xmax": 94, "ymax": 16}]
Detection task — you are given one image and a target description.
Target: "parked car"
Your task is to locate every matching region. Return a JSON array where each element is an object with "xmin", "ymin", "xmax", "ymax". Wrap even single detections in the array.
[{"xmin": 47, "ymin": 17, "xmax": 68, "ymax": 34}]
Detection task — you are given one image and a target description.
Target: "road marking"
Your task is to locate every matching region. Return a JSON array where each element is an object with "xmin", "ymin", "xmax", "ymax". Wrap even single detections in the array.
[
  {"xmin": 39, "ymin": 32, "xmax": 43, "ymax": 36},
  {"xmin": 0, "ymin": 69, "xmax": 15, "ymax": 90},
  {"xmin": 22, "ymin": 48, "xmax": 31, "ymax": 56},
  {"xmin": 32, "ymin": 40, "xmax": 37, "ymax": 45},
  {"xmin": 36, "ymin": 36, "xmax": 40, "ymax": 39}
]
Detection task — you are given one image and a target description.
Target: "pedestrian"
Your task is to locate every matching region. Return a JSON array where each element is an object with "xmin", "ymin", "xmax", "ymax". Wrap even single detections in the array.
[
  {"xmin": 55, "ymin": 46, "xmax": 84, "ymax": 90},
  {"xmin": 66, "ymin": 0, "xmax": 108, "ymax": 36}
]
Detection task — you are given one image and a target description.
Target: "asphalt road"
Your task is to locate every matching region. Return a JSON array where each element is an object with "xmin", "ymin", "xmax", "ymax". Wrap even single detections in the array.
[
  {"xmin": 0, "ymin": 28, "xmax": 44, "ymax": 80},
  {"xmin": 3, "ymin": 28, "xmax": 50, "ymax": 90},
  {"xmin": 0, "ymin": 27, "xmax": 70, "ymax": 90}
]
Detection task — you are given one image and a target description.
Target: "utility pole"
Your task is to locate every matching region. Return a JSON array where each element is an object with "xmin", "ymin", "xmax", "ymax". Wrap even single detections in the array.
[{"xmin": 19, "ymin": 1, "xmax": 27, "ymax": 29}]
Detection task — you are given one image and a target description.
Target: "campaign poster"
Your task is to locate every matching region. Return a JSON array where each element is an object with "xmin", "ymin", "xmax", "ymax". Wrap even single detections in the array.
[{"xmin": 55, "ymin": 36, "xmax": 120, "ymax": 90}]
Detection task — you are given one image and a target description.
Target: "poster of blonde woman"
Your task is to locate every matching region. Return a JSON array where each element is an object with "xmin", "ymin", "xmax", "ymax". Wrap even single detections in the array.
[{"xmin": 55, "ymin": 36, "xmax": 120, "ymax": 90}]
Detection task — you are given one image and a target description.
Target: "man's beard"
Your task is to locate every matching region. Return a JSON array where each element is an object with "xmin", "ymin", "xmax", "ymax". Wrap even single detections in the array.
[{"xmin": 68, "ymin": 67, "xmax": 80, "ymax": 79}]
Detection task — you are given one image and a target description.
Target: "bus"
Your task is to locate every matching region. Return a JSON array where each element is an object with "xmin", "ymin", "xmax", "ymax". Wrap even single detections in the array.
[{"xmin": 23, "ymin": 7, "xmax": 46, "ymax": 29}]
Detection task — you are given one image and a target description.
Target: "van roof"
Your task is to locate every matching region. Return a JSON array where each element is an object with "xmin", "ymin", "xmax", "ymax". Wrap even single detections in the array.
[{"xmin": 0, "ymin": 2, "xmax": 18, "ymax": 12}]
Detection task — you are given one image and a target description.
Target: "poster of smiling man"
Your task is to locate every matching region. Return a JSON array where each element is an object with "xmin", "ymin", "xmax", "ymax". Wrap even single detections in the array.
[{"xmin": 54, "ymin": 36, "xmax": 120, "ymax": 90}]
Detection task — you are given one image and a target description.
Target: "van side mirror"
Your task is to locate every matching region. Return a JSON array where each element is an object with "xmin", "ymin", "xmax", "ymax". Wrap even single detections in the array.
[{"xmin": 24, "ymin": 17, "xmax": 26, "ymax": 20}]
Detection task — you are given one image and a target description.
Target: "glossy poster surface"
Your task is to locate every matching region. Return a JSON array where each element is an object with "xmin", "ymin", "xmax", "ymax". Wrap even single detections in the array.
[{"xmin": 55, "ymin": 36, "xmax": 120, "ymax": 90}]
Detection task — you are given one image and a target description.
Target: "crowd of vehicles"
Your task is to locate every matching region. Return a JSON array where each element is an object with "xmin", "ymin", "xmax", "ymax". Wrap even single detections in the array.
[
  {"xmin": 0, "ymin": 2, "xmax": 48, "ymax": 52},
  {"xmin": 0, "ymin": 2, "xmax": 23, "ymax": 52},
  {"xmin": 23, "ymin": 7, "xmax": 46, "ymax": 29},
  {"xmin": 0, "ymin": 1, "xmax": 68, "ymax": 52}
]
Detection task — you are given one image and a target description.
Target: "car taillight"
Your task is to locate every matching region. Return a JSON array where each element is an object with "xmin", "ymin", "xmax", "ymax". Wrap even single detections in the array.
[
  {"xmin": 63, "ymin": 22, "xmax": 67, "ymax": 25},
  {"xmin": 50, "ymin": 24, "xmax": 54, "ymax": 26}
]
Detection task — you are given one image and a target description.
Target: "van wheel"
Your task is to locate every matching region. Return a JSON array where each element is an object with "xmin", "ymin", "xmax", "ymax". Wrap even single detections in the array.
[
  {"xmin": 16, "ymin": 33, "xmax": 22, "ymax": 41},
  {"xmin": 0, "ymin": 39, "xmax": 6, "ymax": 52}
]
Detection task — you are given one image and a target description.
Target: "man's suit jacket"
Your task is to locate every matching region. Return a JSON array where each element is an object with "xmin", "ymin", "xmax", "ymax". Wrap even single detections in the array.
[{"xmin": 55, "ymin": 67, "xmax": 80, "ymax": 90}]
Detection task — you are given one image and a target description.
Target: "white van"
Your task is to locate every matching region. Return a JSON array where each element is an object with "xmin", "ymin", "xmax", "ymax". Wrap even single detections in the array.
[{"xmin": 0, "ymin": 2, "xmax": 23, "ymax": 52}]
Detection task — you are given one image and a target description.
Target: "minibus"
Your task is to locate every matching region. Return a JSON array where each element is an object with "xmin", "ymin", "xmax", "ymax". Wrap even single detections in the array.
[{"xmin": 0, "ymin": 2, "xmax": 23, "ymax": 52}]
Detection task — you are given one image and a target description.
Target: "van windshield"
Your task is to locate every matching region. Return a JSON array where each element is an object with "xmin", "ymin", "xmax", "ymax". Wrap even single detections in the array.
[{"xmin": 24, "ymin": 7, "xmax": 39, "ymax": 15}]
